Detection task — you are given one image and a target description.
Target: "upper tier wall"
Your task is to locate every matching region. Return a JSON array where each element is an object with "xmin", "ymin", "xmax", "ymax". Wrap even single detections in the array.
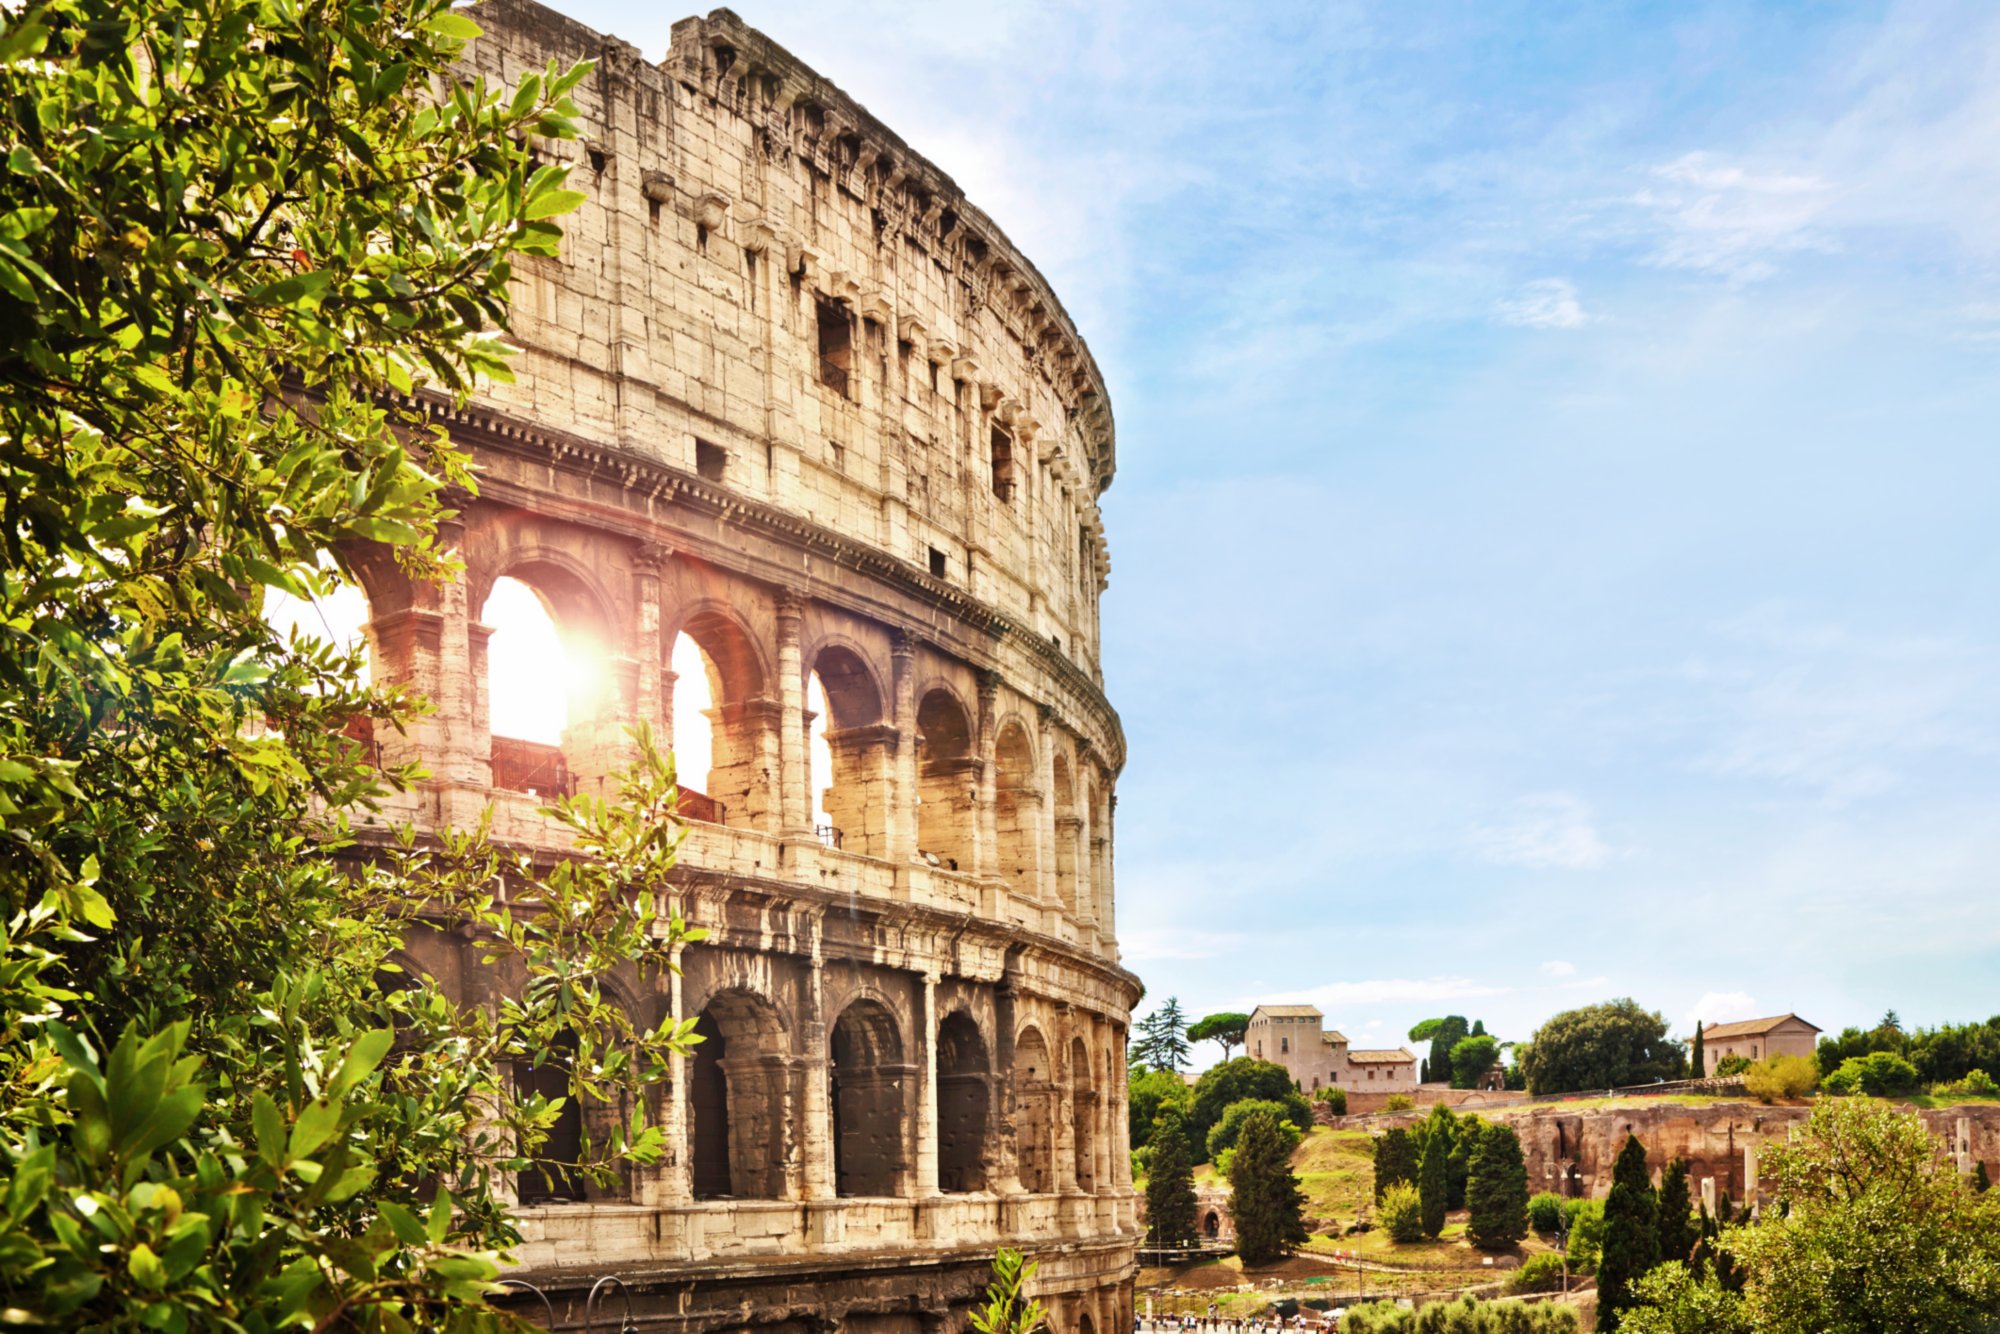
[{"xmin": 465, "ymin": 0, "xmax": 1117, "ymax": 679}]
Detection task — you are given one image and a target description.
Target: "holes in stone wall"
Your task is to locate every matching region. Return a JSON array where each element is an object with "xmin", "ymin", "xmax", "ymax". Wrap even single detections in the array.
[
  {"xmin": 928, "ymin": 546, "xmax": 947, "ymax": 579},
  {"xmin": 990, "ymin": 424, "xmax": 1015, "ymax": 502},
  {"xmin": 696, "ymin": 437, "xmax": 728, "ymax": 483},
  {"xmin": 816, "ymin": 298, "xmax": 852, "ymax": 397}
]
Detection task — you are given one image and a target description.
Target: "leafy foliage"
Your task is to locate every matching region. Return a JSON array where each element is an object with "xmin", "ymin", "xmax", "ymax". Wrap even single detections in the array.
[
  {"xmin": 1188, "ymin": 1012, "xmax": 1250, "ymax": 1062},
  {"xmin": 1654, "ymin": 1157, "xmax": 1699, "ymax": 1268},
  {"xmin": 1740, "ymin": 1053, "xmax": 1816, "ymax": 1102},
  {"xmin": 1128, "ymin": 1064, "xmax": 1192, "ymax": 1150},
  {"xmin": 1409, "ymin": 1016, "xmax": 1470, "ymax": 1086},
  {"xmin": 1690, "ymin": 1025, "xmax": 1704, "ymax": 1078},
  {"xmin": 1562, "ymin": 1198, "xmax": 1606, "ymax": 1276},
  {"xmin": 1227, "ymin": 1110, "xmax": 1308, "ymax": 1266},
  {"xmin": 1448, "ymin": 1034, "xmax": 1500, "ymax": 1089},
  {"xmin": 1528, "ymin": 1191, "xmax": 1564, "ymax": 1235},
  {"xmin": 1187, "ymin": 1058, "xmax": 1310, "ymax": 1154},
  {"xmin": 1725, "ymin": 1098, "xmax": 2000, "ymax": 1333},
  {"xmin": 1143, "ymin": 1113, "xmax": 1200, "ymax": 1248},
  {"xmin": 1619, "ymin": 1263, "xmax": 1753, "ymax": 1334},
  {"xmin": 1417, "ymin": 1114, "xmax": 1449, "ymax": 1239},
  {"xmin": 0, "ymin": 2, "xmax": 707, "ymax": 1326},
  {"xmin": 1520, "ymin": 999, "xmax": 1685, "ymax": 1095},
  {"xmin": 1132, "ymin": 997, "xmax": 1193, "ymax": 1073},
  {"xmin": 1379, "ymin": 1181, "xmax": 1424, "ymax": 1243},
  {"xmin": 1338, "ymin": 1295, "xmax": 1578, "ymax": 1333},
  {"xmin": 969, "ymin": 1249, "xmax": 1049, "ymax": 1334},
  {"xmin": 1372, "ymin": 1127, "xmax": 1419, "ymax": 1203},
  {"xmin": 1596, "ymin": 1134, "xmax": 1660, "ymax": 1333},
  {"xmin": 1464, "ymin": 1122, "xmax": 1528, "ymax": 1250},
  {"xmin": 1314, "ymin": 1084, "xmax": 1348, "ymax": 1115},
  {"xmin": 1820, "ymin": 1050, "xmax": 1920, "ymax": 1097},
  {"xmin": 1506, "ymin": 1252, "xmax": 1569, "ymax": 1294},
  {"xmin": 1206, "ymin": 1099, "xmax": 1304, "ymax": 1161},
  {"xmin": 1816, "ymin": 1012, "xmax": 2000, "ymax": 1088},
  {"xmin": 1711, "ymin": 1055, "xmax": 1752, "ymax": 1078}
]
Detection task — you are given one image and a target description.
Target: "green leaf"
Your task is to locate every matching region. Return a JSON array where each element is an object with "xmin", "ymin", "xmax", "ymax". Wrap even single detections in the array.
[
  {"xmin": 523, "ymin": 188, "xmax": 587, "ymax": 221},
  {"xmin": 127, "ymin": 1243, "xmax": 167, "ymax": 1291},
  {"xmin": 426, "ymin": 12, "xmax": 483, "ymax": 41},
  {"xmin": 329, "ymin": 1028, "xmax": 395, "ymax": 1097},
  {"xmin": 252, "ymin": 1092, "xmax": 285, "ymax": 1167},
  {"xmin": 288, "ymin": 1098, "xmax": 342, "ymax": 1161}
]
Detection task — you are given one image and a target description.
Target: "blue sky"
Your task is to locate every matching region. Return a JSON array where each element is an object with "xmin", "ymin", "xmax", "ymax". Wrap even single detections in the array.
[{"xmin": 567, "ymin": 0, "xmax": 2000, "ymax": 1065}]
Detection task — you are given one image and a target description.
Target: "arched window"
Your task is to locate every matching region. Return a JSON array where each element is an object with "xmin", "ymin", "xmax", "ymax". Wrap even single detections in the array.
[
  {"xmin": 808, "ymin": 646, "xmax": 886, "ymax": 855},
  {"xmin": 482, "ymin": 574, "xmax": 608, "ymax": 796},
  {"xmin": 515, "ymin": 1030, "xmax": 584, "ymax": 1204},
  {"xmin": 1013, "ymin": 1025, "xmax": 1055, "ymax": 1193},
  {"xmin": 993, "ymin": 721, "xmax": 1037, "ymax": 897},
  {"xmin": 1070, "ymin": 1035, "xmax": 1096, "ymax": 1194},
  {"xmin": 915, "ymin": 688, "xmax": 975, "ymax": 871},
  {"xmin": 670, "ymin": 609, "xmax": 768, "ymax": 829},
  {"xmin": 938, "ymin": 1011, "xmax": 990, "ymax": 1192},
  {"xmin": 690, "ymin": 990, "xmax": 790, "ymax": 1200},
  {"xmin": 830, "ymin": 999, "xmax": 908, "ymax": 1197}
]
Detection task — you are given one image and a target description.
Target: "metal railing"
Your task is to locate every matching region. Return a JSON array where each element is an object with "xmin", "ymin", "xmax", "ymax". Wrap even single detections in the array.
[{"xmin": 814, "ymin": 823, "xmax": 843, "ymax": 849}]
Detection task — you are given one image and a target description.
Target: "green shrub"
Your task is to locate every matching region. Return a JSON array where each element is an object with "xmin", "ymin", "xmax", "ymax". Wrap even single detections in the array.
[
  {"xmin": 1508, "ymin": 1251, "xmax": 1570, "ymax": 1294},
  {"xmin": 1822, "ymin": 1051, "xmax": 1921, "ymax": 1097},
  {"xmin": 1561, "ymin": 1198, "xmax": 1605, "ymax": 1274},
  {"xmin": 1315, "ymin": 1085, "xmax": 1349, "ymax": 1115},
  {"xmin": 1338, "ymin": 1295, "xmax": 1579, "ymax": 1332},
  {"xmin": 1384, "ymin": 1093, "xmax": 1415, "ymax": 1112},
  {"xmin": 1714, "ymin": 1054, "xmax": 1753, "ymax": 1077},
  {"xmin": 1528, "ymin": 1191, "xmax": 1565, "ymax": 1234},
  {"xmin": 1741, "ymin": 1053, "xmax": 1817, "ymax": 1102},
  {"xmin": 1934, "ymin": 1068, "xmax": 1999, "ymax": 1097},
  {"xmin": 1379, "ymin": 1180, "xmax": 1424, "ymax": 1243}
]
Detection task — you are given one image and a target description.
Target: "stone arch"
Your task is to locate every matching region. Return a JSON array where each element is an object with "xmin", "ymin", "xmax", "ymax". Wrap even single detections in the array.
[
  {"xmin": 1086, "ymin": 775, "xmax": 1107, "ymax": 927},
  {"xmin": 515, "ymin": 1028, "xmax": 585, "ymax": 1204},
  {"xmin": 915, "ymin": 685, "xmax": 976, "ymax": 872},
  {"xmin": 690, "ymin": 987, "xmax": 792, "ymax": 1201},
  {"xmin": 993, "ymin": 718, "xmax": 1038, "ymax": 899},
  {"xmin": 937, "ymin": 1009, "xmax": 991, "ymax": 1192},
  {"xmin": 831, "ymin": 998, "xmax": 910, "ymax": 1197},
  {"xmin": 810, "ymin": 640, "xmax": 889, "ymax": 856},
  {"xmin": 1079, "ymin": 1314, "xmax": 1097, "ymax": 1334},
  {"xmin": 1013, "ymin": 1023, "xmax": 1056, "ymax": 1193},
  {"xmin": 1202, "ymin": 1209, "xmax": 1221, "ymax": 1238},
  {"xmin": 1051, "ymin": 749, "xmax": 1080, "ymax": 915},
  {"xmin": 1070, "ymin": 1034, "xmax": 1097, "ymax": 1194},
  {"xmin": 670, "ymin": 600, "xmax": 774, "ymax": 830},
  {"xmin": 478, "ymin": 556, "xmax": 620, "ymax": 795}
]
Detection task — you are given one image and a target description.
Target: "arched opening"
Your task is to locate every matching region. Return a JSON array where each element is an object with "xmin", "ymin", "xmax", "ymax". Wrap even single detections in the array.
[
  {"xmin": 1013, "ymin": 1025, "xmax": 1055, "ymax": 1193},
  {"xmin": 482, "ymin": 573, "xmax": 609, "ymax": 796},
  {"xmin": 1051, "ymin": 751, "xmax": 1080, "ymax": 915},
  {"xmin": 670, "ymin": 609, "xmax": 769, "ymax": 829},
  {"xmin": 915, "ymin": 688, "xmax": 975, "ymax": 871},
  {"xmin": 690, "ymin": 990, "xmax": 790, "ymax": 1200},
  {"xmin": 1079, "ymin": 1314, "xmax": 1097, "ymax": 1334},
  {"xmin": 515, "ymin": 1030, "xmax": 585, "ymax": 1204},
  {"xmin": 809, "ymin": 645, "xmax": 886, "ymax": 856},
  {"xmin": 830, "ymin": 999, "xmax": 908, "ymax": 1197},
  {"xmin": 1086, "ymin": 778, "xmax": 1106, "ymax": 925},
  {"xmin": 1203, "ymin": 1210, "xmax": 1220, "ymax": 1238},
  {"xmin": 1071, "ymin": 1035, "xmax": 1096, "ymax": 1193},
  {"xmin": 261, "ymin": 578, "xmax": 377, "ymax": 754},
  {"xmin": 993, "ymin": 721, "xmax": 1037, "ymax": 898},
  {"xmin": 937, "ymin": 1011, "xmax": 990, "ymax": 1192}
]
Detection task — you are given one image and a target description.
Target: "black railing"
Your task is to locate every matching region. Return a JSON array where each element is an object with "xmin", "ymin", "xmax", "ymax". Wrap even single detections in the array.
[{"xmin": 815, "ymin": 823, "xmax": 843, "ymax": 849}]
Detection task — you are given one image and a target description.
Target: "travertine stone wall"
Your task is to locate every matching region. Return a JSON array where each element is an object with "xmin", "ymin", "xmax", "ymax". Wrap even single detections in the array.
[{"xmin": 348, "ymin": 1, "xmax": 1138, "ymax": 1327}]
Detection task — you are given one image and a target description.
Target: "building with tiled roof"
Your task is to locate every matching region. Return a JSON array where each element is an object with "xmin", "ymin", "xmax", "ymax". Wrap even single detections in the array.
[
  {"xmin": 1245, "ymin": 1004, "xmax": 1419, "ymax": 1099},
  {"xmin": 1698, "ymin": 1013, "xmax": 1821, "ymax": 1075}
]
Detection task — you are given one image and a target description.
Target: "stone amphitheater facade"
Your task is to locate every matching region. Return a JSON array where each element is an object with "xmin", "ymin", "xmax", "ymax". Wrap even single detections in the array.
[{"xmin": 347, "ymin": 2, "xmax": 1139, "ymax": 1328}]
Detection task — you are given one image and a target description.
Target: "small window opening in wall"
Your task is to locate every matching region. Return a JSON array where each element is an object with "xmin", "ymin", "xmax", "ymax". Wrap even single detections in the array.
[
  {"xmin": 696, "ymin": 439, "xmax": 727, "ymax": 483},
  {"xmin": 696, "ymin": 223, "xmax": 709, "ymax": 254},
  {"xmin": 816, "ymin": 298, "xmax": 852, "ymax": 397},
  {"xmin": 588, "ymin": 146, "xmax": 607, "ymax": 174},
  {"xmin": 929, "ymin": 547, "xmax": 947, "ymax": 579},
  {"xmin": 928, "ymin": 361, "xmax": 939, "ymax": 393},
  {"xmin": 989, "ymin": 424, "xmax": 1015, "ymax": 502},
  {"xmin": 828, "ymin": 440, "xmax": 845, "ymax": 472},
  {"xmin": 744, "ymin": 249, "xmax": 758, "ymax": 312}
]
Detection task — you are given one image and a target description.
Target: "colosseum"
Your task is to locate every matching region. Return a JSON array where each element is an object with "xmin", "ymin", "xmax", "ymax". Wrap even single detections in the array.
[{"xmin": 340, "ymin": 1, "xmax": 1138, "ymax": 1328}]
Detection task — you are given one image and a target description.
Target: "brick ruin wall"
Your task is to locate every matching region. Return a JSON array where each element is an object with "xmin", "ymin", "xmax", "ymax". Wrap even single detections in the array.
[{"xmin": 341, "ymin": 1, "xmax": 1143, "ymax": 1328}]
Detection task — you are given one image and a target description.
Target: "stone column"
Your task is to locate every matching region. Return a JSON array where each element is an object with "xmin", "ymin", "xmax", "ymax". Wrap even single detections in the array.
[
  {"xmin": 632, "ymin": 543, "xmax": 671, "ymax": 747},
  {"xmin": 889, "ymin": 632, "xmax": 918, "ymax": 863},
  {"xmin": 1099, "ymin": 792, "xmax": 1118, "ymax": 953},
  {"xmin": 775, "ymin": 592, "xmax": 813, "ymax": 838},
  {"xmin": 364, "ymin": 521, "xmax": 490, "ymax": 802},
  {"xmin": 915, "ymin": 971, "xmax": 941, "ymax": 1197},
  {"xmin": 974, "ymin": 670, "xmax": 999, "ymax": 881},
  {"xmin": 659, "ymin": 929, "xmax": 693, "ymax": 1205},
  {"xmin": 1055, "ymin": 1013, "xmax": 1079, "ymax": 1194},
  {"xmin": 801, "ymin": 951, "xmax": 835, "ymax": 1200}
]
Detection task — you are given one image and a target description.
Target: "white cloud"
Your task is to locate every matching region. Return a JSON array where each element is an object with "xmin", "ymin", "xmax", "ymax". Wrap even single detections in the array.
[
  {"xmin": 1631, "ymin": 151, "xmax": 1835, "ymax": 282},
  {"xmin": 1253, "ymin": 977, "xmax": 1507, "ymax": 1010},
  {"xmin": 1684, "ymin": 991, "xmax": 1760, "ymax": 1032},
  {"xmin": 1539, "ymin": 960, "xmax": 1577, "ymax": 978},
  {"xmin": 1496, "ymin": 278, "xmax": 1596, "ymax": 329},
  {"xmin": 1471, "ymin": 793, "xmax": 1612, "ymax": 870}
]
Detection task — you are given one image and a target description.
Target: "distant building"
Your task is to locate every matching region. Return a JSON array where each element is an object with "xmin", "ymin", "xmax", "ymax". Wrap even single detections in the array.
[
  {"xmin": 1699, "ymin": 1014, "xmax": 1822, "ymax": 1074},
  {"xmin": 1244, "ymin": 1004, "xmax": 1419, "ymax": 1094}
]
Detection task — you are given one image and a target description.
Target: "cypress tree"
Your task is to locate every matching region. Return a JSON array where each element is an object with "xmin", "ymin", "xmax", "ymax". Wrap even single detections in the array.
[
  {"xmin": 1974, "ymin": 1160, "xmax": 1991, "ymax": 1194},
  {"xmin": 1228, "ymin": 1110, "xmax": 1308, "ymax": 1266},
  {"xmin": 1446, "ymin": 1112, "xmax": 1483, "ymax": 1209},
  {"xmin": 1690, "ymin": 1025, "xmax": 1705, "ymax": 1079},
  {"xmin": 1372, "ymin": 1126, "xmax": 1419, "ymax": 1202},
  {"xmin": 1596, "ymin": 1134, "xmax": 1659, "ymax": 1332},
  {"xmin": 1464, "ymin": 1123, "xmax": 1529, "ymax": 1250},
  {"xmin": 1654, "ymin": 1157, "xmax": 1698, "ymax": 1264},
  {"xmin": 1418, "ymin": 1116, "xmax": 1450, "ymax": 1238},
  {"xmin": 1144, "ymin": 1112, "xmax": 1200, "ymax": 1248}
]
